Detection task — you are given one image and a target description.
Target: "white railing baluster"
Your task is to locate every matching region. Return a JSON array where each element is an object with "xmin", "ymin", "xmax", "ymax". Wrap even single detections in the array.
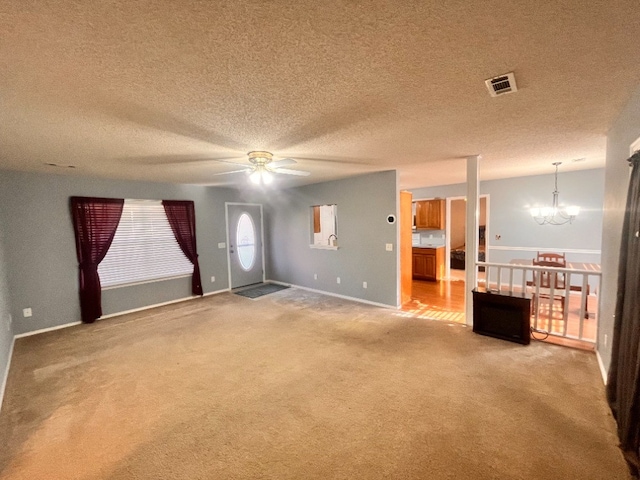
[
  {"xmin": 508, "ymin": 268, "xmax": 514, "ymax": 293},
  {"xmin": 534, "ymin": 270, "xmax": 541, "ymax": 331},
  {"xmin": 563, "ymin": 273, "xmax": 571, "ymax": 337},
  {"xmin": 578, "ymin": 275, "xmax": 589, "ymax": 339},
  {"xmin": 474, "ymin": 261, "xmax": 599, "ymax": 345}
]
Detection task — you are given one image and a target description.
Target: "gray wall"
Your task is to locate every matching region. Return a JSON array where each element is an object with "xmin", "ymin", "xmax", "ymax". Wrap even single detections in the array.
[
  {"xmin": 264, "ymin": 171, "xmax": 399, "ymax": 307},
  {"xmin": 411, "ymin": 168, "xmax": 604, "ymax": 265},
  {"xmin": 0, "ymin": 170, "xmax": 243, "ymax": 335},
  {"xmin": 0, "ymin": 224, "xmax": 14, "ymax": 407},
  {"xmin": 599, "ymin": 85, "xmax": 640, "ymax": 373}
]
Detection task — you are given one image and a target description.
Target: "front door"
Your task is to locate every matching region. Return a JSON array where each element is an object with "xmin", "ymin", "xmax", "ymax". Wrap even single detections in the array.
[{"xmin": 226, "ymin": 203, "xmax": 264, "ymax": 289}]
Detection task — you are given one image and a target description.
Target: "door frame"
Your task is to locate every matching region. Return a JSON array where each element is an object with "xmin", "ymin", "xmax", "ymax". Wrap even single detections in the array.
[
  {"xmin": 225, "ymin": 202, "xmax": 266, "ymax": 289},
  {"xmin": 444, "ymin": 194, "xmax": 490, "ymax": 280}
]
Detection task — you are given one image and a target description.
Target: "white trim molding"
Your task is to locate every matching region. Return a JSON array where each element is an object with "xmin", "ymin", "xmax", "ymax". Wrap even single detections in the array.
[
  {"xmin": 596, "ymin": 350, "xmax": 608, "ymax": 385},
  {"xmin": 0, "ymin": 336, "xmax": 15, "ymax": 414},
  {"xmin": 488, "ymin": 246, "xmax": 601, "ymax": 255},
  {"xmin": 267, "ymin": 280, "xmax": 397, "ymax": 309},
  {"xmin": 100, "ymin": 288, "xmax": 229, "ymax": 320},
  {"xmin": 14, "ymin": 321, "xmax": 83, "ymax": 339}
]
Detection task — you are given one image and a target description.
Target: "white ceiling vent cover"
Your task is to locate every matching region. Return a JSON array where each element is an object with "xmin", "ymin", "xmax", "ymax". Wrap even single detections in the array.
[{"xmin": 485, "ymin": 72, "xmax": 518, "ymax": 97}]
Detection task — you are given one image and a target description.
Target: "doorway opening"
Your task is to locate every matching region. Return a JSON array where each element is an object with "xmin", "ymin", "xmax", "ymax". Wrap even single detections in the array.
[{"xmin": 401, "ymin": 194, "xmax": 489, "ymax": 325}]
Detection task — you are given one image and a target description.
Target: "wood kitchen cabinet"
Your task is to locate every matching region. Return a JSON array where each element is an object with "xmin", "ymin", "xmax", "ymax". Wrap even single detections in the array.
[
  {"xmin": 415, "ymin": 199, "xmax": 445, "ymax": 230},
  {"xmin": 412, "ymin": 247, "xmax": 444, "ymax": 281}
]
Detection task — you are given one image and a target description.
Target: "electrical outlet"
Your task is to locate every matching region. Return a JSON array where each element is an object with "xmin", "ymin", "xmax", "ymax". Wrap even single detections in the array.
[
  {"xmin": 314, "ymin": 273, "xmax": 318, "ymax": 280},
  {"xmin": 218, "ymin": 242, "xmax": 226, "ymax": 249},
  {"xmin": 385, "ymin": 243, "xmax": 393, "ymax": 251},
  {"xmin": 211, "ymin": 276, "xmax": 215, "ymax": 283},
  {"xmin": 23, "ymin": 308, "xmax": 32, "ymax": 318},
  {"xmin": 495, "ymin": 234, "xmax": 501, "ymax": 240},
  {"xmin": 336, "ymin": 277, "xmax": 341, "ymax": 284},
  {"xmin": 363, "ymin": 281, "xmax": 367, "ymax": 289}
]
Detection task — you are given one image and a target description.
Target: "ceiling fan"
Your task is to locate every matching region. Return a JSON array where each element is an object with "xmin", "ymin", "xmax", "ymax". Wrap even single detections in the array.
[{"xmin": 213, "ymin": 151, "xmax": 311, "ymax": 185}]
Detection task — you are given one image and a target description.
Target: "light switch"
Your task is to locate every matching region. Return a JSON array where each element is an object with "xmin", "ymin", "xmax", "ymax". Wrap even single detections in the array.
[
  {"xmin": 385, "ymin": 243, "xmax": 393, "ymax": 251},
  {"xmin": 218, "ymin": 242, "xmax": 226, "ymax": 249}
]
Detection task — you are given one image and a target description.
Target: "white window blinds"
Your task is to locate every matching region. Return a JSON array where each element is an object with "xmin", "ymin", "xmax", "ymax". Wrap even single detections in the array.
[{"xmin": 98, "ymin": 199, "xmax": 193, "ymax": 288}]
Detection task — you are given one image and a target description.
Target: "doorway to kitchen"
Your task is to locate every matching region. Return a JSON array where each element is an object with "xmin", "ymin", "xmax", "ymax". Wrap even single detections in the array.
[{"xmin": 401, "ymin": 194, "xmax": 489, "ymax": 325}]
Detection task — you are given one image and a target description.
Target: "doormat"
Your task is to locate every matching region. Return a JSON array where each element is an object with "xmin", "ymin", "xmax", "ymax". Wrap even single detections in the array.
[{"xmin": 234, "ymin": 283, "xmax": 290, "ymax": 299}]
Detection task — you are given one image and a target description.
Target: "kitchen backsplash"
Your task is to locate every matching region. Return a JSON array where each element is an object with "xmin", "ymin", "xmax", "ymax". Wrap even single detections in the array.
[{"xmin": 412, "ymin": 230, "xmax": 446, "ymax": 247}]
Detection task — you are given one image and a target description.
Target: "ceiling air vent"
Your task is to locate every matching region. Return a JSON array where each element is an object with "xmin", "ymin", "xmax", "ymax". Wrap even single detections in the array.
[{"xmin": 485, "ymin": 72, "xmax": 517, "ymax": 97}]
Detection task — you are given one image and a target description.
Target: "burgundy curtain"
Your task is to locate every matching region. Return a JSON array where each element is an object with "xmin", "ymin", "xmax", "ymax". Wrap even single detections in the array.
[
  {"xmin": 162, "ymin": 200, "xmax": 203, "ymax": 296},
  {"xmin": 607, "ymin": 151, "xmax": 640, "ymax": 477},
  {"xmin": 70, "ymin": 197, "xmax": 124, "ymax": 323}
]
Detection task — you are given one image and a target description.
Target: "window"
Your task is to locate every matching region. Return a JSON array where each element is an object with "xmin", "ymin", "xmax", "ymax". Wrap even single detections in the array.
[
  {"xmin": 236, "ymin": 212, "xmax": 256, "ymax": 271},
  {"xmin": 98, "ymin": 199, "xmax": 193, "ymax": 287}
]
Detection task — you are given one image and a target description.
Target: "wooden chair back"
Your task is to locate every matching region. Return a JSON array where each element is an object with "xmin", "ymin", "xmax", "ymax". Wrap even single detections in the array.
[
  {"xmin": 532, "ymin": 260, "xmax": 566, "ymax": 290},
  {"xmin": 536, "ymin": 252, "xmax": 566, "ymax": 266}
]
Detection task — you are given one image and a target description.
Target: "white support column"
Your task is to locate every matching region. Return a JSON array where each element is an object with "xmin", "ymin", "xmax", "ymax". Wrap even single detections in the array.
[{"xmin": 465, "ymin": 155, "xmax": 481, "ymax": 326}]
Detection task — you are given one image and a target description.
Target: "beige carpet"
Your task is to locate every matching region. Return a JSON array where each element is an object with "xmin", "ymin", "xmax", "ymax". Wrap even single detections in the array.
[{"xmin": 0, "ymin": 288, "xmax": 629, "ymax": 479}]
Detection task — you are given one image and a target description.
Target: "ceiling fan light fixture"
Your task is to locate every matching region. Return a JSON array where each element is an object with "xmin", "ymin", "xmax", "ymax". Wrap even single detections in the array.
[{"xmin": 249, "ymin": 170, "xmax": 261, "ymax": 184}]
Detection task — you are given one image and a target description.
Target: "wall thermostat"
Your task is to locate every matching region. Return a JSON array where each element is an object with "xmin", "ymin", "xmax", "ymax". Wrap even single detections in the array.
[{"xmin": 386, "ymin": 214, "xmax": 396, "ymax": 224}]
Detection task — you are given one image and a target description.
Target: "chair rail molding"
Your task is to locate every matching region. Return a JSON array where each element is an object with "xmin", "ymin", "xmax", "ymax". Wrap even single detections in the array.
[{"xmin": 488, "ymin": 245, "xmax": 601, "ymax": 255}]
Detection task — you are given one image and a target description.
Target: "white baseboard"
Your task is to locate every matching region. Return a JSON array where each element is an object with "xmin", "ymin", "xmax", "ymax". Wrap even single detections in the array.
[
  {"xmin": 14, "ymin": 321, "xmax": 83, "ymax": 339},
  {"xmin": 203, "ymin": 288, "xmax": 230, "ymax": 297},
  {"xmin": 596, "ymin": 349, "xmax": 608, "ymax": 385},
  {"xmin": 0, "ymin": 335, "xmax": 15, "ymax": 414},
  {"xmin": 266, "ymin": 280, "xmax": 397, "ymax": 309},
  {"xmin": 100, "ymin": 288, "xmax": 230, "ymax": 320}
]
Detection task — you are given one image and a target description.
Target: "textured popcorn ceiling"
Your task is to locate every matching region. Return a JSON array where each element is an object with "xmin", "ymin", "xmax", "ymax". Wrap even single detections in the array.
[{"xmin": 1, "ymin": 1, "xmax": 639, "ymax": 188}]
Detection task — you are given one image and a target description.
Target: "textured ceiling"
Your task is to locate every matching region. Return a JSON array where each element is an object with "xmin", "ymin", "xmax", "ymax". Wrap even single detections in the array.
[{"xmin": 1, "ymin": 1, "xmax": 639, "ymax": 188}]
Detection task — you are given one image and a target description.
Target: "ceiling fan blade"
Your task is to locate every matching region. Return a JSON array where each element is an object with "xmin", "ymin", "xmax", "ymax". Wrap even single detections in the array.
[
  {"xmin": 180, "ymin": 157, "xmax": 247, "ymax": 166},
  {"xmin": 273, "ymin": 168, "xmax": 311, "ymax": 177},
  {"xmin": 270, "ymin": 158, "xmax": 297, "ymax": 168},
  {"xmin": 212, "ymin": 169, "xmax": 251, "ymax": 176}
]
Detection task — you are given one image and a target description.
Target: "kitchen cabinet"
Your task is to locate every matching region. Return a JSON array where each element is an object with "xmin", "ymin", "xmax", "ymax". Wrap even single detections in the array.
[
  {"xmin": 415, "ymin": 199, "xmax": 445, "ymax": 230},
  {"xmin": 412, "ymin": 247, "xmax": 444, "ymax": 281}
]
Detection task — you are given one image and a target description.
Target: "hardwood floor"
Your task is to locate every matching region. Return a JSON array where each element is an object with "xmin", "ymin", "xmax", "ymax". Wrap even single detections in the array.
[
  {"xmin": 401, "ymin": 279, "xmax": 465, "ymax": 324},
  {"xmin": 401, "ymin": 277, "xmax": 597, "ymax": 351}
]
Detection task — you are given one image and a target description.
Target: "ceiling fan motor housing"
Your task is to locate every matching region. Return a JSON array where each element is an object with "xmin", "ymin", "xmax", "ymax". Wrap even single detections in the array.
[{"xmin": 248, "ymin": 151, "xmax": 273, "ymax": 165}]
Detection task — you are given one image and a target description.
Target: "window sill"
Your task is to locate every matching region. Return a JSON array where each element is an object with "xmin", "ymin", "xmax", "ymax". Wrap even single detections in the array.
[
  {"xmin": 310, "ymin": 244, "xmax": 339, "ymax": 250},
  {"xmin": 101, "ymin": 274, "xmax": 192, "ymax": 290}
]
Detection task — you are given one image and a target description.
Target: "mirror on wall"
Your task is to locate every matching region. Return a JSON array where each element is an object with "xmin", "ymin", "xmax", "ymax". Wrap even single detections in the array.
[{"xmin": 311, "ymin": 204, "xmax": 338, "ymax": 246}]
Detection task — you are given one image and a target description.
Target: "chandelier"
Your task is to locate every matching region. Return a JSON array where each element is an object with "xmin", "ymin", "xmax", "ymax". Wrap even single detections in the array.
[{"xmin": 530, "ymin": 162, "xmax": 580, "ymax": 225}]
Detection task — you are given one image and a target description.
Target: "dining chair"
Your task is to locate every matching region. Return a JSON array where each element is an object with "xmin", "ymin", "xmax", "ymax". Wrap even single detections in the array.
[
  {"xmin": 531, "ymin": 259, "xmax": 567, "ymax": 318},
  {"xmin": 536, "ymin": 251, "xmax": 566, "ymax": 266}
]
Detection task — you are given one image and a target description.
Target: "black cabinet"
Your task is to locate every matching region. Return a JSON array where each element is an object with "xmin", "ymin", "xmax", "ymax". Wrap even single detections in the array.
[{"xmin": 472, "ymin": 288, "xmax": 531, "ymax": 345}]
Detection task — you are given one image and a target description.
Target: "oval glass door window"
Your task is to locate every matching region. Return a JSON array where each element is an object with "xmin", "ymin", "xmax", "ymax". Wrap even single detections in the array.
[{"xmin": 236, "ymin": 213, "xmax": 256, "ymax": 271}]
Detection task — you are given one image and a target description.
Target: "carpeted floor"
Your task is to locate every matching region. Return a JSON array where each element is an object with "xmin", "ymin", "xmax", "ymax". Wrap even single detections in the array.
[{"xmin": 0, "ymin": 288, "xmax": 629, "ymax": 479}]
